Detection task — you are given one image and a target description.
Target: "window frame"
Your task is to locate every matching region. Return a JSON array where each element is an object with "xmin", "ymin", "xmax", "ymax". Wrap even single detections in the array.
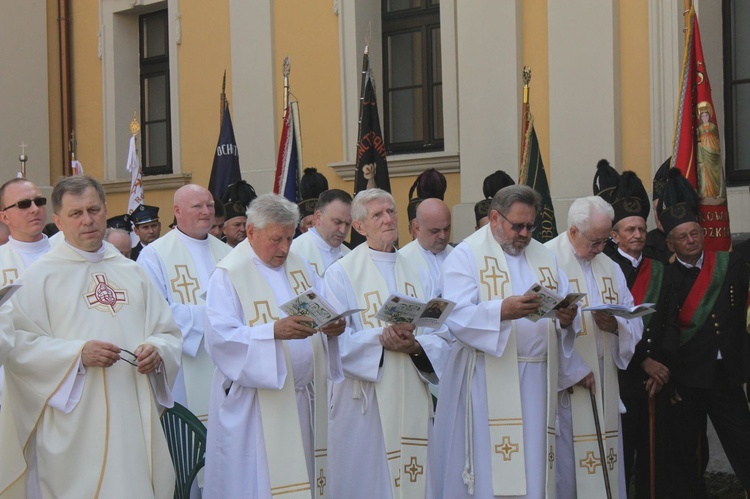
[
  {"xmin": 381, "ymin": 1, "xmax": 443, "ymax": 155},
  {"xmin": 722, "ymin": 0, "xmax": 750, "ymax": 185}
]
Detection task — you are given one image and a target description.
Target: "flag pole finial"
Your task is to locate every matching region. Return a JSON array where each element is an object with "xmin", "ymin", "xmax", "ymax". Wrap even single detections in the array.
[
  {"xmin": 18, "ymin": 142, "xmax": 28, "ymax": 179},
  {"xmin": 283, "ymin": 56, "xmax": 291, "ymax": 112},
  {"xmin": 129, "ymin": 112, "xmax": 140, "ymax": 136},
  {"xmin": 522, "ymin": 66, "xmax": 532, "ymax": 105}
]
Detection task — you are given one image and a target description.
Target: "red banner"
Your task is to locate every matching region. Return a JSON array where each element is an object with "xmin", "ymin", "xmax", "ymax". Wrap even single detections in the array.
[{"xmin": 671, "ymin": 6, "xmax": 730, "ymax": 251}]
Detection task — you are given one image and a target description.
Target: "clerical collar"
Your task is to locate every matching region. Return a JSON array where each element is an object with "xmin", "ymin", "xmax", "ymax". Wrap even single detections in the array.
[
  {"xmin": 64, "ymin": 240, "xmax": 106, "ymax": 263},
  {"xmin": 9, "ymin": 234, "xmax": 50, "ymax": 254},
  {"xmin": 566, "ymin": 236, "xmax": 591, "ymax": 266},
  {"xmin": 617, "ymin": 248, "xmax": 642, "ymax": 268},
  {"xmin": 369, "ymin": 247, "xmax": 397, "ymax": 262},
  {"xmin": 176, "ymin": 228, "xmax": 210, "ymax": 247},
  {"xmin": 417, "ymin": 240, "xmax": 448, "ymax": 258},
  {"xmin": 245, "ymin": 241, "xmax": 282, "ymax": 270},
  {"xmin": 676, "ymin": 252, "xmax": 704, "ymax": 270},
  {"xmin": 308, "ymin": 227, "xmax": 342, "ymax": 256}
]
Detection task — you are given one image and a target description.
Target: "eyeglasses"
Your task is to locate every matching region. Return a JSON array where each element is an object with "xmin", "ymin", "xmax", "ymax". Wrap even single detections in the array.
[
  {"xmin": 498, "ymin": 211, "xmax": 536, "ymax": 233},
  {"xmin": 580, "ymin": 231, "xmax": 609, "ymax": 249},
  {"xmin": 2, "ymin": 197, "xmax": 47, "ymax": 211},
  {"xmin": 120, "ymin": 349, "xmax": 139, "ymax": 367}
]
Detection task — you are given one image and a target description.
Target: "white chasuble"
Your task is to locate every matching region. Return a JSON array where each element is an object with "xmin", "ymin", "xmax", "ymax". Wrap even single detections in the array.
[
  {"xmin": 0, "ymin": 243, "xmax": 181, "ymax": 499},
  {"xmin": 0, "ymin": 243, "xmax": 26, "ymax": 287},
  {"xmin": 465, "ymin": 227, "xmax": 559, "ymax": 497},
  {"xmin": 398, "ymin": 240, "xmax": 452, "ymax": 298},
  {"xmin": 290, "ymin": 227, "xmax": 349, "ymax": 276},
  {"xmin": 142, "ymin": 230, "xmax": 230, "ymax": 422},
  {"xmin": 207, "ymin": 240, "xmax": 337, "ymax": 499},
  {"xmin": 335, "ymin": 243, "xmax": 434, "ymax": 499},
  {"xmin": 546, "ymin": 232, "xmax": 640, "ymax": 499}
]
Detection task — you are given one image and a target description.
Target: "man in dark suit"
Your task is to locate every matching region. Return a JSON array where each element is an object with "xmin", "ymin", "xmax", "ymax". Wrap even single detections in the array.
[
  {"xmin": 595, "ymin": 163, "xmax": 671, "ymax": 498},
  {"xmin": 130, "ymin": 204, "xmax": 161, "ymax": 261},
  {"xmin": 659, "ymin": 170, "xmax": 750, "ymax": 498}
]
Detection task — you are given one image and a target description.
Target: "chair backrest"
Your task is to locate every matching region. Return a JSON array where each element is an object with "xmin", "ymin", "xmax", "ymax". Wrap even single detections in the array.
[{"xmin": 160, "ymin": 402, "xmax": 207, "ymax": 499}]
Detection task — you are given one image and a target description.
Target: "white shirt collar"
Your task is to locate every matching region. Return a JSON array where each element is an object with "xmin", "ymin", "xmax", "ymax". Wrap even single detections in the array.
[
  {"xmin": 617, "ymin": 247, "xmax": 642, "ymax": 268},
  {"xmin": 8, "ymin": 234, "xmax": 50, "ymax": 254},
  {"xmin": 308, "ymin": 227, "xmax": 342, "ymax": 256},
  {"xmin": 677, "ymin": 251, "xmax": 704, "ymax": 269},
  {"xmin": 64, "ymin": 240, "xmax": 106, "ymax": 262}
]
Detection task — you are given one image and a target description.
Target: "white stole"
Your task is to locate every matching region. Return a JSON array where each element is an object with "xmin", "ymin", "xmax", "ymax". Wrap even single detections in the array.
[
  {"xmin": 338, "ymin": 243, "xmax": 432, "ymax": 499},
  {"xmin": 546, "ymin": 232, "xmax": 621, "ymax": 498},
  {"xmin": 0, "ymin": 244, "xmax": 25, "ymax": 286},
  {"xmin": 154, "ymin": 230, "xmax": 230, "ymax": 420},
  {"xmin": 218, "ymin": 241, "xmax": 325, "ymax": 498},
  {"xmin": 464, "ymin": 226, "xmax": 559, "ymax": 497}
]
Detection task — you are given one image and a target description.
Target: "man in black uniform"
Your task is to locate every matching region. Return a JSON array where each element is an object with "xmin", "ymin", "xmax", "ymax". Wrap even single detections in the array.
[
  {"xmin": 594, "ymin": 162, "xmax": 671, "ymax": 498},
  {"xmin": 659, "ymin": 169, "xmax": 750, "ymax": 498},
  {"xmin": 130, "ymin": 204, "xmax": 161, "ymax": 261},
  {"xmin": 644, "ymin": 158, "xmax": 672, "ymax": 264}
]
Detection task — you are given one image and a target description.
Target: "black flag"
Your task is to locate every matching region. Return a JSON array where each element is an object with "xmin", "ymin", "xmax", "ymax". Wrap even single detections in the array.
[
  {"xmin": 352, "ymin": 50, "xmax": 390, "ymax": 247},
  {"xmin": 208, "ymin": 103, "xmax": 241, "ymax": 199}
]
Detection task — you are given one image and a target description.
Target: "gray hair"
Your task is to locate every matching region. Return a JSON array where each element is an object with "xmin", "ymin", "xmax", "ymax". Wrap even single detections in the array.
[
  {"xmin": 104, "ymin": 227, "xmax": 129, "ymax": 241},
  {"xmin": 245, "ymin": 193, "xmax": 299, "ymax": 230},
  {"xmin": 51, "ymin": 176, "xmax": 106, "ymax": 214},
  {"xmin": 567, "ymin": 196, "xmax": 614, "ymax": 232},
  {"xmin": 351, "ymin": 189, "xmax": 394, "ymax": 222},
  {"xmin": 490, "ymin": 184, "xmax": 542, "ymax": 216}
]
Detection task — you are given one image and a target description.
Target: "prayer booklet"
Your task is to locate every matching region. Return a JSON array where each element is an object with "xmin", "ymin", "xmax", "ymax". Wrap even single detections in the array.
[
  {"xmin": 582, "ymin": 302, "xmax": 656, "ymax": 319},
  {"xmin": 524, "ymin": 283, "xmax": 586, "ymax": 323},
  {"xmin": 279, "ymin": 289, "xmax": 362, "ymax": 329},
  {"xmin": 374, "ymin": 293, "xmax": 456, "ymax": 329},
  {"xmin": 0, "ymin": 283, "xmax": 20, "ymax": 307}
]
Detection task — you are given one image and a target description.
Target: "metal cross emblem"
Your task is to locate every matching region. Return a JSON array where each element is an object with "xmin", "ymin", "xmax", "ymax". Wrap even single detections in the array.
[
  {"xmin": 84, "ymin": 273, "xmax": 128, "ymax": 316},
  {"xmin": 494, "ymin": 436, "xmax": 520, "ymax": 461},
  {"xmin": 579, "ymin": 450, "xmax": 602, "ymax": 474},
  {"xmin": 480, "ymin": 257, "xmax": 509, "ymax": 298},
  {"xmin": 170, "ymin": 265, "xmax": 200, "ymax": 304},
  {"xmin": 403, "ymin": 456, "xmax": 424, "ymax": 482},
  {"xmin": 316, "ymin": 468, "xmax": 326, "ymax": 495}
]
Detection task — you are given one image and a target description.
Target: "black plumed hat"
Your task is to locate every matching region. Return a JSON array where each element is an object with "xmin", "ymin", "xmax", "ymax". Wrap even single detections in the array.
[
  {"xmin": 221, "ymin": 180, "xmax": 258, "ymax": 220},
  {"xmin": 657, "ymin": 168, "xmax": 699, "ymax": 236},
  {"xmin": 652, "ymin": 157, "xmax": 671, "ymax": 201},
  {"xmin": 610, "ymin": 171, "xmax": 650, "ymax": 224},
  {"xmin": 482, "ymin": 170, "xmax": 515, "ymax": 200},
  {"xmin": 592, "ymin": 159, "xmax": 620, "ymax": 204},
  {"xmin": 298, "ymin": 168, "xmax": 328, "ymax": 217},
  {"xmin": 407, "ymin": 168, "xmax": 447, "ymax": 222}
]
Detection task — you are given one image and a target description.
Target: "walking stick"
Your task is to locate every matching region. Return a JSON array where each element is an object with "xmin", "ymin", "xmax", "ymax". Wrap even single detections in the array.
[
  {"xmin": 649, "ymin": 395, "xmax": 657, "ymax": 499},
  {"xmin": 590, "ymin": 390, "xmax": 613, "ymax": 499}
]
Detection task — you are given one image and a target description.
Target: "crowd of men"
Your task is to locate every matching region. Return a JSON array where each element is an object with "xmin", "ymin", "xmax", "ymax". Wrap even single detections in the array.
[{"xmin": 0, "ymin": 160, "xmax": 747, "ymax": 499}]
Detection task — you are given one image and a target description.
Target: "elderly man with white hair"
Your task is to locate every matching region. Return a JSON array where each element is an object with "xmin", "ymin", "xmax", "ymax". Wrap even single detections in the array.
[
  {"xmin": 323, "ymin": 188, "xmax": 451, "ymax": 499},
  {"xmin": 546, "ymin": 196, "xmax": 642, "ymax": 499},
  {"xmin": 203, "ymin": 193, "xmax": 343, "ymax": 499}
]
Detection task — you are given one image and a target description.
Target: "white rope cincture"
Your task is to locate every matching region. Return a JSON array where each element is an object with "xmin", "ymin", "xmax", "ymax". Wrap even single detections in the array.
[
  {"xmin": 351, "ymin": 379, "xmax": 369, "ymax": 415},
  {"xmin": 462, "ymin": 349, "xmax": 478, "ymax": 495}
]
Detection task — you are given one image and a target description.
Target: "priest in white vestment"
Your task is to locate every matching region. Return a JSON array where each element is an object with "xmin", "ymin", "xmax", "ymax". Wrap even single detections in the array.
[
  {"xmin": 0, "ymin": 178, "xmax": 53, "ymax": 409},
  {"xmin": 203, "ymin": 194, "xmax": 343, "ymax": 499},
  {"xmin": 546, "ymin": 196, "xmax": 642, "ymax": 499},
  {"xmin": 399, "ymin": 198, "xmax": 452, "ymax": 297},
  {"xmin": 428, "ymin": 185, "xmax": 586, "ymax": 499},
  {"xmin": 0, "ymin": 176, "xmax": 181, "ymax": 499},
  {"xmin": 290, "ymin": 188, "xmax": 352, "ymax": 276},
  {"xmin": 138, "ymin": 184, "xmax": 231, "ymax": 422},
  {"xmin": 323, "ymin": 189, "xmax": 451, "ymax": 499}
]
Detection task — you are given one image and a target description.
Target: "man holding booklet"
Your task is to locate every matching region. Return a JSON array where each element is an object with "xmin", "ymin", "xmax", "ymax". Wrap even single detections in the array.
[
  {"xmin": 429, "ymin": 185, "xmax": 585, "ymax": 499},
  {"xmin": 546, "ymin": 195, "xmax": 643, "ymax": 499},
  {"xmin": 323, "ymin": 189, "xmax": 451, "ymax": 499},
  {"xmin": 203, "ymin": 193, "xmax": 344, "ymax": 499}
]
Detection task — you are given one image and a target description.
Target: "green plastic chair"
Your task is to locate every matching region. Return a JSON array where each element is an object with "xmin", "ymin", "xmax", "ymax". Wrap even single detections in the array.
[{"xmin": 160, "ymin": 402, "xmax": 207, "ymax": 499}]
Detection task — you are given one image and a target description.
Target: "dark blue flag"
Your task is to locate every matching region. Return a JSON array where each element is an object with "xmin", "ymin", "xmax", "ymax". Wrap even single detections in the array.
[{"xmin": 208, "ymin": 104, "xmax": 241, "ymax": 199}]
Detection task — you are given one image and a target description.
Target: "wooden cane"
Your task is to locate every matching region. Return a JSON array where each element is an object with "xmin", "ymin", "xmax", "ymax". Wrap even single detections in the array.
[
  {"xmin": 590, "ymin": 390, "xmax": 613, "ymax": 499},
  {"xmin": 649, "ymin": 395, "xmax": 657, "ymax": 499}
]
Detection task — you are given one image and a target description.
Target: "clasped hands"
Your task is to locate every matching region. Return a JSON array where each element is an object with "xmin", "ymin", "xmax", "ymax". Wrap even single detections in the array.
[
  {"xmin": 380, "ymin": 323, "xmax": 421, "ymax": 355},
  {"xmin": 500, "ymin": 294, "xmax": 578, "ymax": 328},
  {"xmin": 273, "ymin": 315, "xmax": 346, "ymax": 340},
  {"xmin": 81, "ymin": 340, "xmax": 162, "ymax": 374}
]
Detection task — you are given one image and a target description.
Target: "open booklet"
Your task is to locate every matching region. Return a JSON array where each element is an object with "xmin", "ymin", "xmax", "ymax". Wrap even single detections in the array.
[
  {"xmin": 374, "ymin": 293, "xmax": 456, "ymax": 329},
  {"xmin": 582, "ymin": 303, "xmax": 656, "ymax": 319},
  {"xmin": 279, "ymin": 289, "xmax": 363, "ymax": 329},
  {"xmin": 523, "ymin": 283, "xmax": 586, "ymax": 323},
  {"xmin": 0, "ymin": 283, "xmax": 21, "ymax": 307}
]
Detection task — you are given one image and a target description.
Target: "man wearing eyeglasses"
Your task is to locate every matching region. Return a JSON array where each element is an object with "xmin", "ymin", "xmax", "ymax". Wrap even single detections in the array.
[
  {"xmin": 291, "ymin": 189, "xmax": 352, "ymax": 276},
  {"xmin": 0, "ymin": 176, "xmax": 182, "ymax": 498},
  {"xmin": 546, "ymin": 195, "xmax": 642, "ymax": 499},
  {"xmin": 0, "ymin": 178, "xmax": 52, "ymax": 412},
  {"xmin": 429, "ymin": 185, "xmax": 583, "ymax": 498}
]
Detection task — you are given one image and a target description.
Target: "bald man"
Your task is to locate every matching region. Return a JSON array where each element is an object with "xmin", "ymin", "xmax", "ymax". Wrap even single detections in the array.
[
  {"xmin": 138, "ymin": 184, "xmax": 231, "ymax": 422},
  {"xmin": 399, "ymin": 198, "xmax": 452, "ymax": 297},
  {"xmin": 104, "ymin": 228, "xmax": 133, "ymax": 259}
]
